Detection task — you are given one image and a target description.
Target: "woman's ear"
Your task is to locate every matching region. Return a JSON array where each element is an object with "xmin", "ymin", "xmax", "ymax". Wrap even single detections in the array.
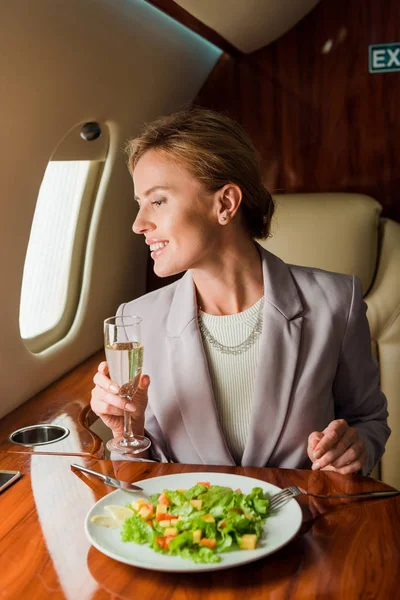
[{"xmin": 217, "ymin": 183, "xmax": 242, "ymax": 224}]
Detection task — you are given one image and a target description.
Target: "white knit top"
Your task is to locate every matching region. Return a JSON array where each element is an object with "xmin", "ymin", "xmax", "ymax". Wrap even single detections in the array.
[{"xmin": 199, "ymin": 298, "xmax": 263, "ymax": 464}]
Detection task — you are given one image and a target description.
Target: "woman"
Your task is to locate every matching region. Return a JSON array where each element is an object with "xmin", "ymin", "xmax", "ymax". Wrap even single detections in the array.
[{"xmin": 91, "ymin": 107, "xmax": 390, "ymax": 475}]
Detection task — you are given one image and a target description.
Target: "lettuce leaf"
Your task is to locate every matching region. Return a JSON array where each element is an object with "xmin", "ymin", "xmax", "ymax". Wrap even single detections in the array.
[
  {"xmin": 167, "ymin": 531, "xmax": 194, "ymax": 552},
  {"xmin": 164, "ymin": 490, "xmax": 187, "ymax": 507},
  {"xmin": 183, "ymin": 484, "xmax": 209, "ymax": 500},
  {"xmin": 216, "ymin": 529, "xmax": 234, "ymax": 552},
  {"xmin": 177, "ymin": 546, "xmax": 220, "ymax": 564},
  {"xmin": 167, "ymin": 532, "xmax": 221, "ymax": 564},
  {"xmin": 121, "ymin": 512, "xmax": 154, "ymax": 544},
  {"xmin": 253, "ymin": 497, "xmax": 269, "ymax": 515},
  {"xmin": 148, "ymin": 492, "xmax": 160, "ymax": 506}
]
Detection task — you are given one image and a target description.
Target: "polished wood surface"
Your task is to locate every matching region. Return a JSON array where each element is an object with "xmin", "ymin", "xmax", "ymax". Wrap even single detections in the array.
[
  {"xmin": 195, "ymin": 0, "xmax": 400, "ymax": 224},
  {"xmin": 0, "ymin": 350, "xmax": 105, "ymax": 458},
  {"xmin": 0, "ymin": 455, "xmax": 399, "ymax": 599},
  {"xmin": 145, "ymin": 0, "xmax": 242, "ymax": 57}
]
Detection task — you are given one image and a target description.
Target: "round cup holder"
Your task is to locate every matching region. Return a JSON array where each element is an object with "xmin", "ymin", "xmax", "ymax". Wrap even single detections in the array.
[{"xmin": 8, "ymin": 424, "xmax": 70, "ymax": 447}]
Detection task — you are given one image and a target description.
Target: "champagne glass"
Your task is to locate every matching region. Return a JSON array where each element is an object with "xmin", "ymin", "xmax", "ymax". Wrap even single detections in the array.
[{"xmin": 104, "ymin": 315, "xmax": 151, "ymax": 455}]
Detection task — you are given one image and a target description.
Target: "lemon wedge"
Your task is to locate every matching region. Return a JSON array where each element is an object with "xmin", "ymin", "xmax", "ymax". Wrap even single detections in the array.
[
  {"xmin": 90, "ymin": 505, "xmax": 133, "ymax": 528},
  {"xmin": 104, "ymin": 505, "xmax": 134, "ymax": 525},
  {"xmin": 89, "ymin": 515, "xmax": 121, "ymax": 528}
]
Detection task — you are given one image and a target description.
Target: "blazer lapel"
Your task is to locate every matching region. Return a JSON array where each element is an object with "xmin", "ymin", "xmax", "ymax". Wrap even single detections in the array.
[
  {"xmin": 242, "ymin": 247, "xmax": 304, "ymax": 467},
  {"xmin": 166, "ymin": 271, "xmax": 235, "ymax": 465}
]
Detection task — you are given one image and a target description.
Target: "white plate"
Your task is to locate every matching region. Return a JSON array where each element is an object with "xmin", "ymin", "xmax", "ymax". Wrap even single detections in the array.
[{"xmin": 84, "ymin": 472, "xmax": 302, "ymax": 573}]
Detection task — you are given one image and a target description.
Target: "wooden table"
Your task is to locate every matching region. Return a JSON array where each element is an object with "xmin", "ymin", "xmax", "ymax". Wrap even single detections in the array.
[
  {"xmin": 0, "ymin": 351, "xmax": 105, "ymax": 458},
  {"xmin": 0, "ymin": 454, "xmax": 399, "ymax": 599}
]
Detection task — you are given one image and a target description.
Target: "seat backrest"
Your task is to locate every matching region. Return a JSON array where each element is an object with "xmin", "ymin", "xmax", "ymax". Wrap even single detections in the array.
[{"xmin": 258, "ymin": 193, "xmax": 400, "ymax": 489}]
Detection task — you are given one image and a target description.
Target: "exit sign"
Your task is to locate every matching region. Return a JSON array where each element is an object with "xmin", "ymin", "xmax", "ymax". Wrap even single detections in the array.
[{"xmin": 369, "ymin": 43, "xmax": 400, "ymax": 73}]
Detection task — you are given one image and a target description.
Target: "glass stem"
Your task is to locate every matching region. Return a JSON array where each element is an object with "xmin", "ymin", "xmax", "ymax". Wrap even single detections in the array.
[{"xmin": 123, "ymin": 408, "xmax": 135, "ymax": 441}]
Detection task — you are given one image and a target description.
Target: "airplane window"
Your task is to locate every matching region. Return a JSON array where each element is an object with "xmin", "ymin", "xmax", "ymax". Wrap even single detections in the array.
[{"xmin": 19, "ymin": 159, "xmax": 102, "ymax": 351}]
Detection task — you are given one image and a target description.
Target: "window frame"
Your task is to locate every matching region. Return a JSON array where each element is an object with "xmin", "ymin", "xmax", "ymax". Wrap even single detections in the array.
[{"xmin": 21, "ymin": 159, "xmax": 104, "ymax": 353}]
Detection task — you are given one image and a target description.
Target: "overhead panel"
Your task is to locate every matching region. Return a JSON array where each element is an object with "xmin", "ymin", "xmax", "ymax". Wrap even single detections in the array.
[{"xmin": 174, "ymin": 0, "xmax": 320, "ymax": 53}]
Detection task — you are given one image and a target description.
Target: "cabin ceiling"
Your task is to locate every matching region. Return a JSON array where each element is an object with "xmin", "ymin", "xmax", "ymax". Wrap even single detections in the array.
[{"xmin": 173, "ymin": 0, "xmax": 320, "ymax": 53}]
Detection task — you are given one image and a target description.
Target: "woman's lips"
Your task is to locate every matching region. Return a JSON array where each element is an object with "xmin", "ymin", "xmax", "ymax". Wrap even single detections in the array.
[{"xmin": 150, "ymin": 242, "xmax": 168, "ymax": 260}]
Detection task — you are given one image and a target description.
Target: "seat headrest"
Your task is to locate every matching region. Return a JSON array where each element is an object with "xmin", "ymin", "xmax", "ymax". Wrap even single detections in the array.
[{"xmin": 258, "ymin": 193, "xmax": 382, "ymax": 294}]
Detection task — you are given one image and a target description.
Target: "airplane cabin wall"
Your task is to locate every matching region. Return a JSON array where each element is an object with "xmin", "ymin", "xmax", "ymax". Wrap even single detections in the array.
[
  {"xmin": 0, "ymin": 0, "xmax": 221, "ymax": 419},
  {"xmin": 194, "ymin": 0, "xmax": 400, "ymax": 224}
]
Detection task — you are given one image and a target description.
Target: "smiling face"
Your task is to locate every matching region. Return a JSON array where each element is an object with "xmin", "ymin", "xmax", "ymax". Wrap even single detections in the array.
[{"xmin": 132, "ymin": 149, "xmax": 221, "ymax": 278}]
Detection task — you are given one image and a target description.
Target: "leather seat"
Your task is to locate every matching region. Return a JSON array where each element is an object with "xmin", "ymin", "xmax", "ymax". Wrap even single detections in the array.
[{"xmin": 258, "ymin": 193, "xmax": 400, "ymax": 489}]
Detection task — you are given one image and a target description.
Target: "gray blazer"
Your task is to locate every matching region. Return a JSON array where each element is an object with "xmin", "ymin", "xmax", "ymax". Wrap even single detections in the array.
[{"xmin": 120, "ymin": 245, "xmax": 390, "ymax": 475}]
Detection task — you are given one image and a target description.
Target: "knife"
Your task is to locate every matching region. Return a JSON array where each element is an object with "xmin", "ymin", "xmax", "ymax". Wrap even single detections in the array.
[{"xmin": 71, "ymin": 463, "xmax": 143, "ymax": 492}]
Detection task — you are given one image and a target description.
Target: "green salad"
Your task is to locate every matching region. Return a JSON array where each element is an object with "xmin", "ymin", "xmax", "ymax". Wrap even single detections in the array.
[{"xmin": 120, "ymin": 481, "xmax": 270, "ymax": 564}]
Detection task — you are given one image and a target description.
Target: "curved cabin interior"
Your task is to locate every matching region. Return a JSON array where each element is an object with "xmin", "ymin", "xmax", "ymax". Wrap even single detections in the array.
[{"xmin": 0, "ymin": 0, "xmax": 399, "ymax": 594}]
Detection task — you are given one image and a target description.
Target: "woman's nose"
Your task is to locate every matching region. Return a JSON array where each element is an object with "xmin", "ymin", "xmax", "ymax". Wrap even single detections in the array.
[{"xmin": 132, "ymin": 208, "xmax": 155, "ymax": 235}]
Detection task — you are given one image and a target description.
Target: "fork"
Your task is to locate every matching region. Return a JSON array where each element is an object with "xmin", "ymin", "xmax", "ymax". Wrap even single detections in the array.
[{"xmin": 269, "ymin": 485, "xmax": 400, "ymax": 510}]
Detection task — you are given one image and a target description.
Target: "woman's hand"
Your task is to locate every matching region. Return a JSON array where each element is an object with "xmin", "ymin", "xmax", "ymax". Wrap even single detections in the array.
[
  {"xmin": 90, "ymin": 361, "xmax": 150, "ymax": 437},
  {"xmin": 307, "ymin": 419, "xmax": 367, "ymax": 474}
]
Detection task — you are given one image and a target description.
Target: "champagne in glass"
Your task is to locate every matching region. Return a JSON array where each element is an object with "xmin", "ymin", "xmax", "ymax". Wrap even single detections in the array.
[
  {"xmin": 104, "ymin": 315, "xmax": 151, "ymax": 455},
  {"xmin": 105, "ymin": 341, "xmax": 144, "ymax": 399}
]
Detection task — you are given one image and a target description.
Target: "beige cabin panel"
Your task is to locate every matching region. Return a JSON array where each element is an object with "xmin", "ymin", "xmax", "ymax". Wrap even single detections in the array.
[
  {"xmin": 0, "ymin": 0, "xmax": 221, "ymax": 418},
  {"xmin": 175, "ymin": 0, "xmax": 320, "ymax": 53}
]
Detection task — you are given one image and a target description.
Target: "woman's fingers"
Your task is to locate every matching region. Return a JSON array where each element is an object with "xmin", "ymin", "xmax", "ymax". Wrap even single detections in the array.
[
  {"xmin": 121, "ymin": 374, "xmax": 150, "ymax": 422},
  {"xmin": 326, "ymin": 440, "xmax": 367, "ymax": 471},
  {"xmin": 91, "ymin": 359, "xmax": 149, "ymax": 420},
  {"xmin": 310, "ymin": 419, "xmax": 367, "ymax": 472},
  {"xmin": 90, "ymin": 397, "xmax": 124, "ymax": 417},
  {"xmin": 90, "ymin": 387, "xmax": 128, "ymax": 414},
  {"xmin": 132, "ymin": 374, "xmax": 150, "ymax": 407},
  {"xmin": 313, "ymin": 419, "xmax": 348, "ymax": 458},
  {"xmin": 307, "ymin": 431, "xmax": 323, "ymax": 462},
  {"xmin": 328, "ymin": 440, "xmax": 363, "ymax": 469},
  {"xmin": 321, "ymin": 449, "xmax": 367, "ymax": 475},
  {"xmin": 91, "ymin": 372, "xmax": 150, "ymax": 418},
  {"xmin": 311, "ymin": 420, "xmax": 353, "ymax": 470},
  {"xmin": 90, "ymin": 364, "xmax": 151, "ymax": 438},
  {"xmin": 89, "ymin": 395, "xmax": 125, "ymax": 436},
  {"xmin": 139, "ymin": 373, "xmax": 150, "ymax": 389},
  {"xmin": 93, "ymin": 367, "xmax": 120, "ymax": 394},
  {"xmin": 98, "ymin": 361, "xmax": 109, "ymax": 375},
  {"xmin": 312, "ymin": 431, "xmax": 356, "ymax": 470}
]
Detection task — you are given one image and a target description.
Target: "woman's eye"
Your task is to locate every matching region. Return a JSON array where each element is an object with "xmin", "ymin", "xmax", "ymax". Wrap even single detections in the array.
[{"xmin": 151, "ymin": 199, "xmax": 165, "ymax": 207}]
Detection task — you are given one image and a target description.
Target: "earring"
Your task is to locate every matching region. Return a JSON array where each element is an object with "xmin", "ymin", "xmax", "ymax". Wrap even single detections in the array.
[{"xmin": 221, "ymin": 216, "xmax": 227, "ymax": 221}]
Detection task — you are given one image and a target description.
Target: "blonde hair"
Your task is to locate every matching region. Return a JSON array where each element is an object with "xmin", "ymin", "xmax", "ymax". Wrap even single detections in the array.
[{"xmin": 125, "ymin": 107, "xmax": 274, "ymax": 239}]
